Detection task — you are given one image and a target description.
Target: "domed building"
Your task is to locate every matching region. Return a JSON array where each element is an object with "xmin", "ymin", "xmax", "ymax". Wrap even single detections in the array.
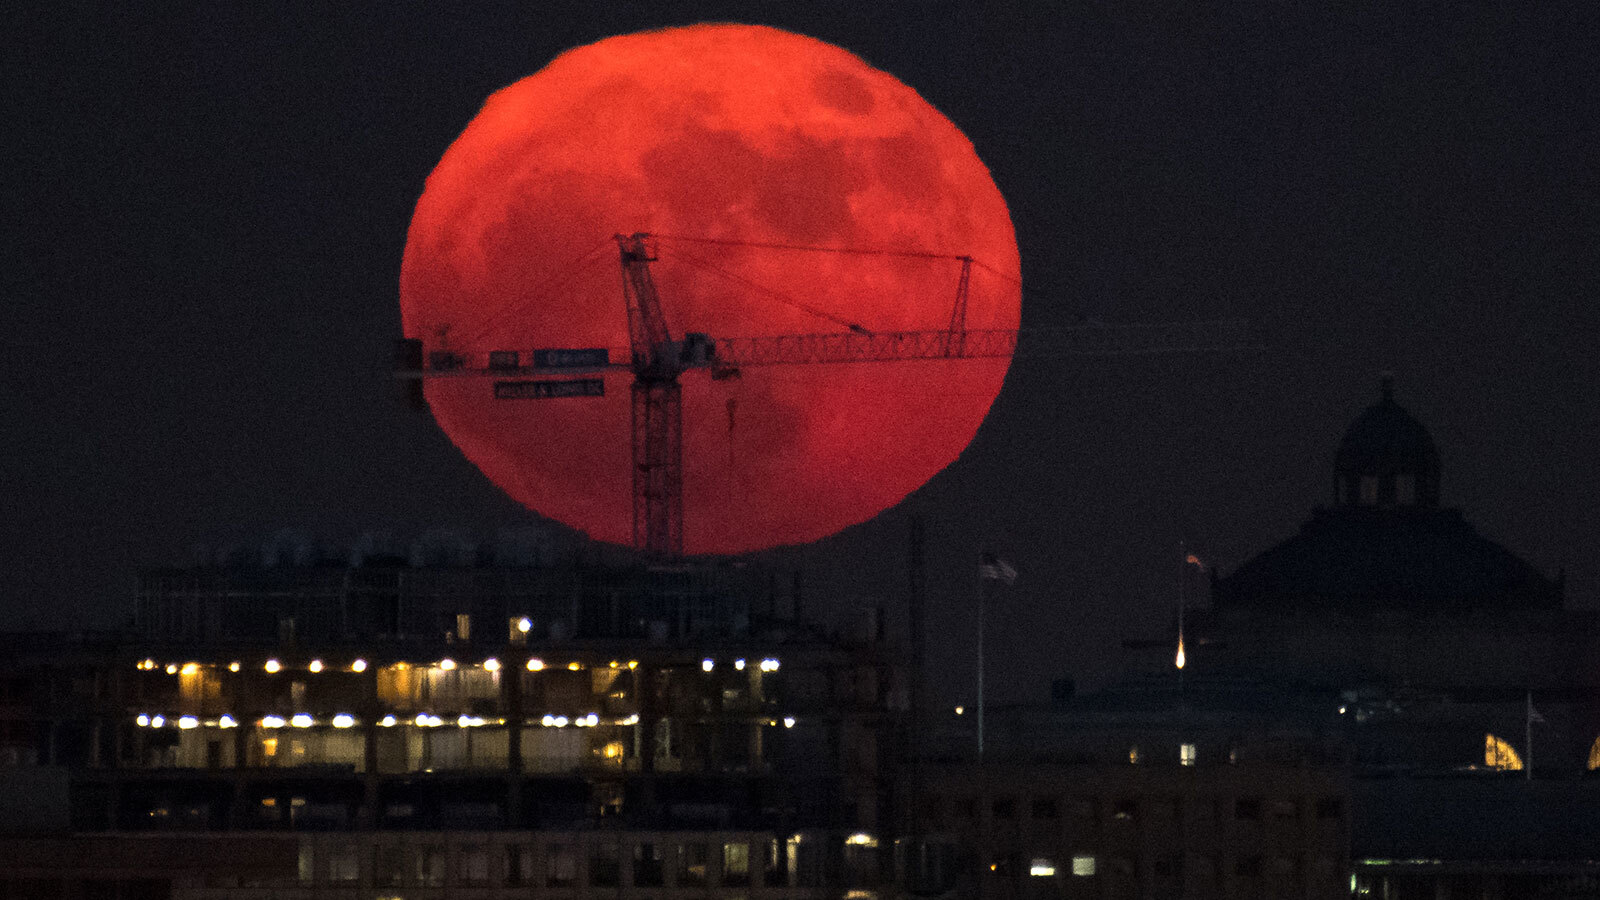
[{"xmin": 1214, "ymin": 376, "xmax": 1563, "ymax": 615}]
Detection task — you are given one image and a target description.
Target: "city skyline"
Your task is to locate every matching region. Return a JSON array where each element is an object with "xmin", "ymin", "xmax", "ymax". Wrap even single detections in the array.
[{"xmin": 6, "ymin": 3, "xmax": 1597, "ymax": 707}]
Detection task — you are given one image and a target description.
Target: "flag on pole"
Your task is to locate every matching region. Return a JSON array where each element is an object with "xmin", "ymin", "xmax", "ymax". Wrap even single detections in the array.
[
  {"xmin": 1528, "ymin": 700, "xmax": 1547, "ymax": 724},
  {"xmin": 979, "ymin": 553, "xmax": 1017, "ymax": 585},
  {"xmin": 1184, "ymin": 553, "xmax": 1206, "ymax": 571}
]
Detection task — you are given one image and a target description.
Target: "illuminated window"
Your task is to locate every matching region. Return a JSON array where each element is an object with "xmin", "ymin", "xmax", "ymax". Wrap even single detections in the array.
[
  {"xmin": 1588, "ymin": 737, "xmax": 1600, "ymax": 771},
  {"xmin": 1485, "ymin": 733, "xmax": 1524, "ymax": 770},
  {"xmin": 723, "ymin": 842, "xmax": 751, "ymax": 886},
  {"xmin": 1071, "ymin": 855, "xmax": 1096, "ymax": 877},
  {"xmin": 1359, "ymin": 476, "xmax": 1378, "ymax": 505},
  {"xmin": 1128, "ymin": 745, "xmax": 1140, "ymax": 764},
  {"xmin": 1180, "ymin": 743, "xmax": 1197, "ymax": 766},
  {"xmin": 1029, "ymin": 859, "xmax": 1056, "ymax": 877},
  {"xmin": 455, "ymin": 614, "xmax": 471, "ymax": 641},
  {"xmin": 590, "ymin": 844, "xmax": 620, "ymax": 887},
  {"xmin": 298, "ymin": 845, "xmax": 315, "ymax": 884}
]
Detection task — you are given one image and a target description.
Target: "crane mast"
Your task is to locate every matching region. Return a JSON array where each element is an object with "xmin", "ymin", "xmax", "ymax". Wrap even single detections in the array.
[{"xmin": 617, "ymin": 233, "xmax": 686, "ymax": 556}]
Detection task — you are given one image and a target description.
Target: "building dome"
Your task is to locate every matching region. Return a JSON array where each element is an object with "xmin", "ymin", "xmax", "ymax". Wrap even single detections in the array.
[
  {"xmin": 1333, "ymin": 376, "xmax": 1439, "ymax": 508},
  {"xmin": 1213, "ymin": 377, "xmax": 1562, "ymax": 614}
]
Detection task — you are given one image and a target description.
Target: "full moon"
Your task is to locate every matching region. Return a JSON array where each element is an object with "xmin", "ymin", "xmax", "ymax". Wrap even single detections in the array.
[{"xmin": 400, "ymin": 24, "xmax": 1020, "ymax": 554}]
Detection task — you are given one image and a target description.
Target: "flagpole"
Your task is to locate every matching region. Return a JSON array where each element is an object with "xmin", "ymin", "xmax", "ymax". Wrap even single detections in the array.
[
  {"xmin": 976, "ymin": 554, "xmax": 986, "ymax": 760},
  {"xmin": 1525, "ymin": 690, "xmax": 1533, "ymax": 781}
]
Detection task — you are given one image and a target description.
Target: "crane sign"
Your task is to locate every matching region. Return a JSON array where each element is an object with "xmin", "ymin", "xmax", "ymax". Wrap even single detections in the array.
[{"xmin": 396, "ymin": 232, "xmax": 1251, "ymax": 557}]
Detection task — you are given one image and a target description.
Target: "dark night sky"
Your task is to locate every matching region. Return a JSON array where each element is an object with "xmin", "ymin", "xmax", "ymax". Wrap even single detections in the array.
[{"xmin": 5, "ymin": 3, "xmax": 1597, "ymax": 705}]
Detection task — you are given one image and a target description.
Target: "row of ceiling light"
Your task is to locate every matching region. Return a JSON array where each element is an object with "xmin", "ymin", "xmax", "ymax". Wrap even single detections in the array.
[
  {"xmin": 136, "ymin": 657, "xmax": 780, "ymax": 675},
  {"xmin": 133, "ymin": 712, "xmax": 798, "ymax": 730}
]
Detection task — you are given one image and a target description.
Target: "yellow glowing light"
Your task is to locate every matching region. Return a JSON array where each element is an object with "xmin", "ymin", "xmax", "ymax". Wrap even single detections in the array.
[
  {"xmin": 955, "ymin": 706, "xmax": 965, "ymax": 715},
  {"xmin": 351, "ymin": 659, "xmax": 367, "ymax": 673},
  {"xmin": 180, "ymin": 663, "xmax": 199, "ymax": 676},
  {"xmin": 783, "ymin": 716, "xmax": 796, "ymax": 728},
  {"xmin": 483, "ymin": 658, "xmax": 501, "ymax": 672},
  {"xmin": 438, "ymin": 658, "xmax": 456, "ymax": 671},
  {"xmin": 1175, "ymin": 637, "xmax": 1186, "ymax": 670},
  {"xmin": 331, "ymin": 714, "xmax": 355, "ymax": 728},
  {"xmin": 1030, "ymin": 861, "xmax": 1056, "ymax": 877},
  {"xmin": 516, "ymin": 616, "xmax": 532, "ymax": 633},
  {"xmin": 264, "ymin": 659, "xmax": 281, "ymax": 673},
  {"xmin": 620, "ymin": 714, "xmax": 640, "ymax": 726},
  {"xmin": 1485, "ymin": 733, "xmax": 1524, "ymax": 770},
  {"xmin": 165, "ymin": 664, "xmax": 178, "ymax": 675},
  {"xmin": 526, "ymin": 658, "xmax": 545, "ymax": 671},
  {"xmin": 602, "ymin": 741, "xmax": 626, "ymax": 759},
  {"xmin": 567, "ymin": 661, "xmax": 581, "ymax": 671},
  {"xmin": 626, "ymin": 660, "xmax": 638, "ymax": 670},
  {"xmin": 262, "ymin": 738, "xmax": 278, "ymax": 757},
  {"xmin": 308, "ymin": 659, "xmax": 324, "ymax": 673},
  {"xmin": 138, "ymin": 658, "xmax": 155, "ymax": 671},
  {"xmin": 228, "ymin": 661, "xmax": 240, "ymax": 673},
  {"xmin": 608, "ymin": 660, "xmax": 619, "ymax": 669},
  {"xmin": 846, "ymin": 833, "xmax": 878, "ymax": 848}
]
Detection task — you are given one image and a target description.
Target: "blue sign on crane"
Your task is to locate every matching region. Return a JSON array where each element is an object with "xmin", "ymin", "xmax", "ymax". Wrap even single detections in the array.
[{"xmin": 533, "ymin": 348, "xmax": 610, "ymax": 369}]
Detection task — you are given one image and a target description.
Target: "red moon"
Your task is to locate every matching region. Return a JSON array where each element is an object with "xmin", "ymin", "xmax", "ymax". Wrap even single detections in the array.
[{"xmin": 400, "ymin": 24, "xmax": 1019, "ymax": 554}]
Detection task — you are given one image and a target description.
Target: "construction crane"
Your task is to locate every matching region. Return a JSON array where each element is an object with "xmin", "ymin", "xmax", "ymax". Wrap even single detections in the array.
[{"xmin": 396, "ymin": 232, "xmax": 1251, "ymax": 557}]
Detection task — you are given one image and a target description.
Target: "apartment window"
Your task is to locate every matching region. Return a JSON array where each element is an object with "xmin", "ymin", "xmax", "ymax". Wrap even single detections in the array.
[
  {"xmin": 547, "ymin": 843, "xmax": 577, "ymax": 887},
  {"xmin": 507, "ymin": 844, "xmax": 535, "ymax": 886},
  {"xmin": 1180, "ymin": 742, "xmax": 1197, "ymax": 765},
  {"xmin": 723, "ymin": 841, "xmax": 751, "ymax": 886},
  {"xmin": 1112, "ymin": 799, "xmax": 1137, "ymax": 821},
  {"xmin": 297, "ymin": 845, "xmax": 315, "ymax": 885},
  {"xmin": 1269, "ymin": 799, "xmax": 1299, "ymax": 821},
  {"xmin": 375, "ymin": 846, "xmax": 409, "ymax": 888},
  {"xmin": 991, "ymin": 795, "xmax": 1017, "ymax": 819},
  {"xmin": 635, "ymin": 842, "xmax": 665, "ymax": 887},
  {"xmin": 1071, "ymin": 855, "xmax": 1097, "ymax": 877},
  {"xmin": 328, "ymin": 842, "xmax": 360, "ymax": 883},
  {"xmin": 459, "ymin": 844, "xmax": 492, "ymax": 885},
  {"xmin": 591, "ymin": 844, "xmax": 621, "ymax": 887},
  {"xmin": 763, "ymin": 838, "xmax": 785, "ymax": 886},
  {"xmin": 416, "ymin": 844, "xmax": 445, "ymax": 886},
  {"xmin": 1030, "ymin": 797, "xmax": 1058, "ymax": 819},
  {"xmin": 1395, "ymin": 474, "xmax": 1416, "ymax": 504},
  {"xmin": 1070, "ymin": 798, "xmax": 1096, "ymax": 820},
  {"xmin": 679, "ymin": 842, "xmax": 709, "ymax": 886}
]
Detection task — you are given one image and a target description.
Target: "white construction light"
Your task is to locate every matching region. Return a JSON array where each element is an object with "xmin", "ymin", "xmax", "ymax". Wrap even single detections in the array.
[
  {"xmin": 332, "ymin": 714, "xmax": 356, "ymax": 729},
  {"xmin": 760, "ymin": 658, "xmax": 780, "ymax": 672},
  {"xmin": 261, "ymin": 716, "xmax": 285, "ymax": 729},
  {"xmin": 291, "ymin": 714, "xmax": 313, "ymax": 728},
  {"xmin": 178, "ymin": 716, "xmax": 199, "ymax": 730},
  {"xmin": 702, "ymin": 658, "xmax": 715, "ymax": 672}
]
